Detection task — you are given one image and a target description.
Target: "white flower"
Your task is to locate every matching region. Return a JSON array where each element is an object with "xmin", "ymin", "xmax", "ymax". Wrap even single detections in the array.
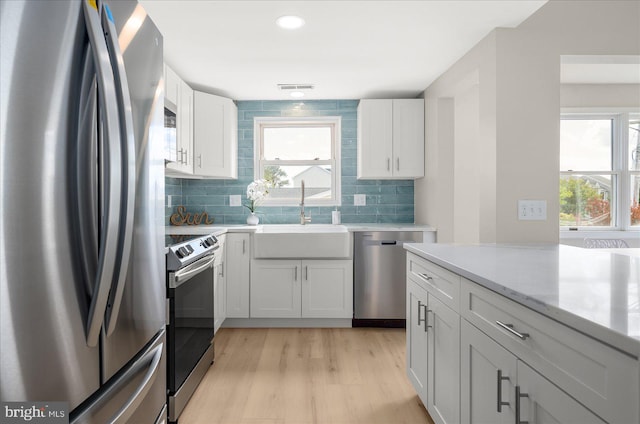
[{"xmin": 245, "ymin": 179, "xmax": 270, "ymax": 212}]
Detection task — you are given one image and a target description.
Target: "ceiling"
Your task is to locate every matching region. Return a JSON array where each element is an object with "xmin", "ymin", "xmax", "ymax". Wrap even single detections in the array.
[{"xmin": 139, "ymin": 1, "xmax": 547, "ymax": 100}]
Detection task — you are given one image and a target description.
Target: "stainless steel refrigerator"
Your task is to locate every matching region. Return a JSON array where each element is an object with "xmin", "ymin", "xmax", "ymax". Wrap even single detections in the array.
[{"xmin": 1, "ymin": 1, "xmax": 167, "ymax": 422}]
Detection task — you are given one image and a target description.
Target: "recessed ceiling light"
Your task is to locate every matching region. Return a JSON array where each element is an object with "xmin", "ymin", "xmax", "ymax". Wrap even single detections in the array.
[
  {"xmin": 276, "ymin": 15, "xmax": 305, "ymax": 30},
  {"xmin": 290, "ymin": 91, "xmax": 305, "ymax": 98}
]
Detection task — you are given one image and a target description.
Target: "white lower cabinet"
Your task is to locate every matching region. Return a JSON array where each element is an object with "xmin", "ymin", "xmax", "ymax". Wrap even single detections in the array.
[
  {"xmin": 427, "ymin": 295, "xmax": 460, "ymax": 424},
  {"xmin": 408, "ymin": 254, "xmax": 639, "ymax": 424},
  {"xmin": 225, "ymin": 233, "xmax": 250, "ymax": 318},
  {"xmin": 250, "ymin": 259, "xmax": 353, "ymax": 319},
  {"xmin": 406, "ymin": 254, "xmax": 461, "ymax": 424},
  {"xmin": 406, "ymin": 279, "xmax": 429, "ymax": 404},
  {"xmin": 213, "ymin": 235, "xmax": 226, "ymax": 334},
  {"xmin": 461, "ymin": 320, "xmax": 605, "ymax": 424}
]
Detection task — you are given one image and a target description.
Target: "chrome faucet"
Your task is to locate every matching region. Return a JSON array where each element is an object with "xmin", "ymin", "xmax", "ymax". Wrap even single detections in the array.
[{"xmin": 300, "ymin": 180, "xmax": 311, "ymax": 225}]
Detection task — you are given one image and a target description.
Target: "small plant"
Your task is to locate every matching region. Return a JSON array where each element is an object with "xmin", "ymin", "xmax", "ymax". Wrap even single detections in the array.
[{"xmin": 244, "ymin": 179, "xmax": 270, "ymax": 213}]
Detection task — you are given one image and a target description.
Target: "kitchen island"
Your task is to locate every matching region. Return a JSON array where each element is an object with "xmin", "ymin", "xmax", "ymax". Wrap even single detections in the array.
[{"xmin": 404, "ymin": 243, "xmax": 639, "ymax": 424}]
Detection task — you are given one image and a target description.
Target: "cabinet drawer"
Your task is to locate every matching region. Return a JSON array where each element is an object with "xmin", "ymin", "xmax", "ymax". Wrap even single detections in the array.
[
  {"xmin": 407, "ymin": 253, "xmax": 460, "ymax": 312},
  {"xmin": 462, "ymin": 279, "xmax": 639, "ymax": 424}
]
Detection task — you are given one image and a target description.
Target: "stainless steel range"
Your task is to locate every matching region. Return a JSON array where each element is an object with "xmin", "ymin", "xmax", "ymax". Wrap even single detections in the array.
[{"xmin": 166, "ymin": 234, "xmax": 219, "ymax": 423}]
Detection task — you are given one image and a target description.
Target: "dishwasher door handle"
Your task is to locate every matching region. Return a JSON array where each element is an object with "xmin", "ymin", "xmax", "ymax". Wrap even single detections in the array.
[{"xmin": 381, "ymin": 241, "xmax": 397, "ymax": 245}]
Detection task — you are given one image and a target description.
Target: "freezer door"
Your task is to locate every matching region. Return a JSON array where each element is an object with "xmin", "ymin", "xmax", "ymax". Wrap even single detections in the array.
[
  {"xmin": 99, "ymin": 0, "xmax": 166, "ymax": 382},
  {"xmin": 0, "ymin": 0, "xmax": 101, "ymax": 408},
  {"xmin": 71, "ymin": 330, "xmax": 167, "ymax": 424}
]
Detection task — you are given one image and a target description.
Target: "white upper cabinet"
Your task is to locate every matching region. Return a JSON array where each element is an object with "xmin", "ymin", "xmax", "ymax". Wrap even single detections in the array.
[
  {"xmin": 164, "ymin": 64, "xmax": 179, "ymax": 109},
  {"xmin": 165, "ymin": 66, "xmax": 193, "ymax": 175},
  {"xmin": 357, "ymin": 99, "xmax": 424, "ymax": 179},
  {"xmin": 193, "ymin": 91, "xmax": 238, "ymax": 179}
]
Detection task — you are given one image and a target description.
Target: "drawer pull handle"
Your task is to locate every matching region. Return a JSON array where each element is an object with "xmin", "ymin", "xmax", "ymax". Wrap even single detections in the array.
[
  {"xmin": 496, "ymin": 320, "xmax": 530, "ymax": 340},
  {"xmin": 418, "ymin": 273, "xmax": 433, "ymax": 281},
  {"xmin": 497, "ymin": 369, "xmax": 510, "ymax": 412},
  {"xmin": 515, "ymin": 385, "xmax": 529, "ymax": 424}
]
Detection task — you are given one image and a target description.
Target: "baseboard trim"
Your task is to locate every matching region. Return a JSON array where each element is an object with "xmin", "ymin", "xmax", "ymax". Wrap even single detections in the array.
[{"xmin": 222, "ymin": 318, "xmax": 352, "ymax": 328}]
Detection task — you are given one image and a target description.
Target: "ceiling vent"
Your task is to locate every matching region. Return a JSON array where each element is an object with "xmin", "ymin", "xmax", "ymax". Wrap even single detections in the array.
[{"xmin": 278, "ymin": 84, "xmax": 314, "ymax": 91}]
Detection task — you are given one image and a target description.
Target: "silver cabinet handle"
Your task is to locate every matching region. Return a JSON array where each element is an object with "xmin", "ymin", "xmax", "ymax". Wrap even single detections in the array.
[
  {"xmin": 515, "ymin": 386, "xmax": 529, "ymax": 424},
  {"xmin": 497, "ymin": 370, "xmax": 510, "ymax": 412},
  {"xmin": 387, "ymin": 158, "xmax": 390, "ymax": 171},
  {"xmin": 496, "ymin": 320, "xmax": 530, "ymax": 340},
  {"xmin": 396, "ymin": 157, "xmax": 400, "ymax": 171},
  {"xmin": 198, "ymin": 153, "xmax": 202, "ymax": 168},
  {"xmin": 221, "ymin": 262, "xmax": 224, "ymax": 277},
  {"xmin": 305, "ymin": 266, "xmax": 308, "ymax": 281},
  {"xmin": 426, "ymin": 308, "xmax": 433, "ymax": 331},
  {"xmin": 419, "ymin": 272, "xmax": 433, "ymax": 281},
  {"xmin": 417, "ymin": 300, "xmax": 426, "ymax": 330},
  {"xmin": 242, "ymin": 239, "xmax": 246, "ymax": 254},
  {"xmin": 294, "ymin": 266, "xmax": 298, "ymax": 281},
  {"xmin": 184, "ymin": 149, "xmax": 188, "ymax": 165}
]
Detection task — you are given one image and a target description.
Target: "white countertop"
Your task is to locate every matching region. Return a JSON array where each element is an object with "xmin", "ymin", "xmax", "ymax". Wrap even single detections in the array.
[
  {"xmin": 165, "ymin": 223, "xmax": 436, "ymax": 235},
  {"xmin": 404, "ymin": 243, "xmax": 640, "ymax": 357}
]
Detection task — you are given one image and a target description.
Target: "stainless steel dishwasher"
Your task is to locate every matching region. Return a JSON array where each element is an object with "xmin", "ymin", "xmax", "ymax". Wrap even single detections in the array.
[{"xmin": 353, "ymin": 231, "xmax": 423, "ymax": 327}]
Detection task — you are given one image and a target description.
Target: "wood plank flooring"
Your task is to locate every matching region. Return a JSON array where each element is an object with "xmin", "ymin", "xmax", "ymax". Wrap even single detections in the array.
[{"xmin": 180, "ymin": 328, "xmax": 435, "ymax": 424}]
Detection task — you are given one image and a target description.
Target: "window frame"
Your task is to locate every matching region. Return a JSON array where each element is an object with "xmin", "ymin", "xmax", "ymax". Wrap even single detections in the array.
[
  {"xmin": 560, "ymin": 109, "xmax": 639, "ymax": 232},
  {"xmin": 253, "ymin": 116, "xmax": 342, "ymax": 207}
]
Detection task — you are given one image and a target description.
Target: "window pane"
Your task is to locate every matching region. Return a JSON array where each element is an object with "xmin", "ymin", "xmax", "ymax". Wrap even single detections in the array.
[
  {"xmin": 630, "ymin": 115, "xmax": 640, "ymax": 171},
  {"xmin": 560, "ymin": 119, "xmax": 612, "ymax": 171},
  {"xmin": 262, "ymin": 165, "xmax": 333, "ymax": 201},
  {"xmin": 559, "ymin": 174, "xmax": 613, "ymax": 227},
  {"xmin": 263, "ymin": 127, "xmax": 332, "ymax": 160},
  {"xmin": 631, "ymin": 174, "xmax": 640, "ymax": 226}
]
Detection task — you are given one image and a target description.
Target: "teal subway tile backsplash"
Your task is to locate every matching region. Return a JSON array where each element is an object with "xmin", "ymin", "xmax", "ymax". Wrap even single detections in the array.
[{"xmin": 164, "ymin": 100, "xmax": 414, "ymax": 225}]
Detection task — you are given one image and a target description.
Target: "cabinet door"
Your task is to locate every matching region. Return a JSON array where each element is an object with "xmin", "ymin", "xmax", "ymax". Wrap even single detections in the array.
[
  {"xmin": 428, "ymin": 294, "xmax": 460, "ymax": 424},
  {"xmin": 250, "ymin": 260, "xmax": 301, "ymax": 318},
  {"xmin": 357, "ymin": 99, "xmax": 393, "ymax": 179},
  {"xmin": 213, "ymin": 254, "xmax": 222, "ymax": 334},
  {"xmin": 301, "ymin": 260, "xmax": 353, "ymax": 318},
  {"xmin": 225, "ymin": 233, "xmax": 250, "ymax": 318},
  {"xmin": 461, "ymin": 320, "xmax": 516, "ymax": 424},
  {"xmin": 176, "ymin": 80, "xmax": 193, "ymax": 174},
  {"xmin": 392, "ymin": 99, "xmax": 424, "ymax": 178},
  {"xmin": 516, "ymin": 361, "xmax": 605, "ymax": 424},
  {"xmin": 164, "ymin": 64, "xmax": 179, "ymax": 108},
  {"xmin": 193, "ymin": 92, "xmax": 237, "ymax": 178},
  {"xmin": 406, "ymin": 279, "xmax": 429, "ymax": 405}
]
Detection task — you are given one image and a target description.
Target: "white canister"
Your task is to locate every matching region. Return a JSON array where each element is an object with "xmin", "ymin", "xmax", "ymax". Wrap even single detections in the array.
[{"xmin": 332, "ymin": 210, "xmax": 341, "ymax": 224}]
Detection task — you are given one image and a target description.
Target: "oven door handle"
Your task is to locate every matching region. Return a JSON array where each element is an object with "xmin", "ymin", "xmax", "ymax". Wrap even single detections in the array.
[{"xmin": 170, "ymin": 254, "xmax": 215, "ymax": 289}]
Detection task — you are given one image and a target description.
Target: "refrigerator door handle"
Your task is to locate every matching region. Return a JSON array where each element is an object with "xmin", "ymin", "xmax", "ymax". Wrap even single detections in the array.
[
  {"xmin": 109, "ymin": 342, "xmax": 164, "ymax": 424},
  {"xmin": 83, "ymin": 0, "xmax": 123, "ymax": 347},
  {"xmin": 101, "ymin": 2, "xmax": 137, "ymax": 336}
]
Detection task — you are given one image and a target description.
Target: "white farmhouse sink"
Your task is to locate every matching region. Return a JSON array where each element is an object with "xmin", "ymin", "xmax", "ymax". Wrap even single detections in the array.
[{"xmin": 253, "ymin": 225, "xmax": 350, "ymax": 258}]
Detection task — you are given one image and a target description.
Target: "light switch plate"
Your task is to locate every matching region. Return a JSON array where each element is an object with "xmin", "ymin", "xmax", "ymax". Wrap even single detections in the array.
[
  {"xmin": 230, "ymin": 195, "xmax": 242, "ymax": 207},
  {"xmin": 166, "ymin": 195, "xmax": 172, "ymax": 208},
  {"xmin": 518, "ymin": 200, "xmax": 547, "ymax": 220},
  {"xmin": 354, "ymin": 194, "xmax": 366, "ymax": 206}
]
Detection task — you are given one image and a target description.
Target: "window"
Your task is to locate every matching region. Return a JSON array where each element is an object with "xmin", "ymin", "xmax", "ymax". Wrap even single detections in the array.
[
  {"xmin": 560, "ymin": 112, "xmax": 640, "ymax": 230},
  {"xmin": 254, "ymin": 117, "xmax": 341, "ymax": 206}
]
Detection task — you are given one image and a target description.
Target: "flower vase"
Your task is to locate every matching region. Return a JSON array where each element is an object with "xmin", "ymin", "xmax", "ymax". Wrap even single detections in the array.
[{"xmin": 246, "ymin": 212, "xmax": 259, "ymax": 225}]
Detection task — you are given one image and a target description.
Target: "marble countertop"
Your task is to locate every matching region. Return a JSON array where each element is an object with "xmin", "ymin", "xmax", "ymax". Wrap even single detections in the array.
[
  {"xmin": 165, "ymin": 223, "xmax": 436, "ymax": 235},
  {"xmin": 404, "ymin": 243, "xmax": 640, "ymax": 357}
]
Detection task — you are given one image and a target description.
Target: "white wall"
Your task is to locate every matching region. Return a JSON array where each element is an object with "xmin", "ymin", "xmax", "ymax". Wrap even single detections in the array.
[{"xmin": 415, "ymin": 0, "xmax": 640, "ymax": 243}]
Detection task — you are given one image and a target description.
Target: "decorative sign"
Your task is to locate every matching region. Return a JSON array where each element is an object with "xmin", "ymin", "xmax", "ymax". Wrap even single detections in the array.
[{"xmin": 170, "ymin": 205, "xmax": 214, "ymax": 226}]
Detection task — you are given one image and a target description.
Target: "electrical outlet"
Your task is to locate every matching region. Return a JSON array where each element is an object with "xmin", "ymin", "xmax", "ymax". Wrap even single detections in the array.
[
  {"xmin": 167, "ymin": 195, "xmax": 172, "ymax": 208},
  {"xmin": 230, "ymin": 195, "xmax": 241, "ymax": 207},
  {"xmin": 354, "ymin": 194, "xmax": 366, "ymax": 206},
  {"xmin": 518, "ymin": 200, "xmax": 547, "ymax": 220}
]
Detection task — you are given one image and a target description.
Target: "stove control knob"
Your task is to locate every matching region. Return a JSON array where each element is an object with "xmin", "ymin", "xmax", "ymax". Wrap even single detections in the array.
[
  {"xmin": 175, "ymin": 248, "xmax": 184, "ymax": 258},
  {"xmin": 185, "ymin": 245, "xmax": 195, "ymax": 254},
  {"xmin": 179, "ymin": 247, "xmax": 190, "ymax": 257}
]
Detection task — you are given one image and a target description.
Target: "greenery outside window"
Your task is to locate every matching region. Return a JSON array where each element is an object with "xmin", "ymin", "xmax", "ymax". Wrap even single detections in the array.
[
  {"xmin": 560, "ymin": 113, "xmax": 640, "ymax": 230},
  {"xmin": 254, "ymin": 117, "xmax": 341, "ymax": 206}
]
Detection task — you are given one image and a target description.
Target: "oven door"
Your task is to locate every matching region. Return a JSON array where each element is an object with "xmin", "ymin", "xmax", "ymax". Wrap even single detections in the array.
[{"xmin": 167, "ymin": 253, "xmax": 215, "ymax": 394}]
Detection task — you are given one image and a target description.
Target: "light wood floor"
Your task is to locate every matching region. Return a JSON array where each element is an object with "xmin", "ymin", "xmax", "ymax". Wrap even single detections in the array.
[{"xmin": 180, "ymin": 327, "xmax": 435, "ymax": 424}]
